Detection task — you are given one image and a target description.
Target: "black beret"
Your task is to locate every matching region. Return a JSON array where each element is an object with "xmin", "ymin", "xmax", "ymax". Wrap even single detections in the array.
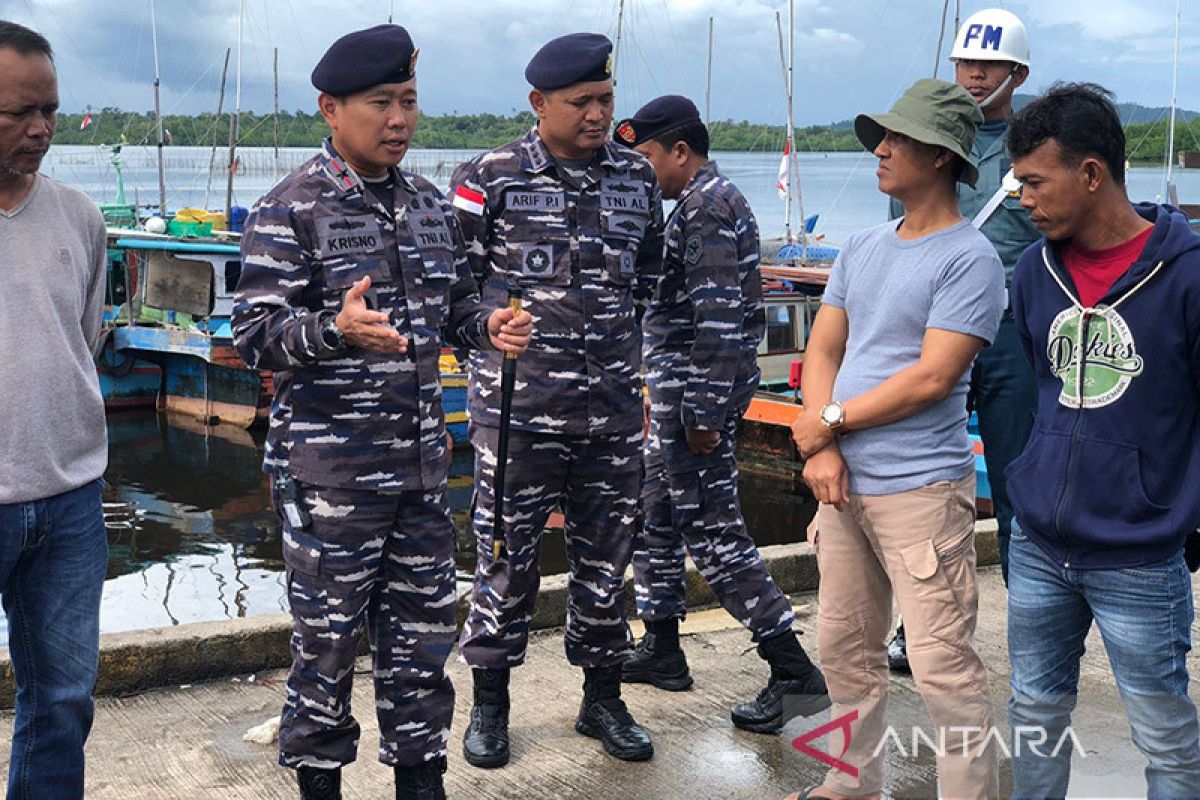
[
  {"xmin": 312, "ymin": 25, "xmax": 418, "ymax": 95},
  {"xmin": 525, "ymin": 32, "xmax": 613, "ymax": 90},
  {"xmin": 615, "ymin": 95, "xmax": 701, "ymax": 147}
]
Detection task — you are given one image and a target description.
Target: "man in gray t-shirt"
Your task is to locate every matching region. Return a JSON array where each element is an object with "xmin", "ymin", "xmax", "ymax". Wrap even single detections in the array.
[
  {"xmin": 783, "ymin": 80, "xmax": 1004, "ymax": 800},
  {"xmin": 0, "ymin": 21, "xmax": 109, "ymax": 799}
]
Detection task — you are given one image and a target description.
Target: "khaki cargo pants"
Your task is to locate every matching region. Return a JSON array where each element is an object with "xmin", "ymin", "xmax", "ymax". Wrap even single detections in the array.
[{"xmin": 813, "ymin": 474, "xmax": 998, "ymax": 799}]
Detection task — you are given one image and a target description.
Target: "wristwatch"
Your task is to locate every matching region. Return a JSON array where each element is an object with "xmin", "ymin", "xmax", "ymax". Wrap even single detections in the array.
[
  {"xmin": 819, "ymin": 401, "xmax": 846, "ymax": 431},
  {"xmin": 320, "ymin": 316, "xmax": 346, "ymax": 351}
]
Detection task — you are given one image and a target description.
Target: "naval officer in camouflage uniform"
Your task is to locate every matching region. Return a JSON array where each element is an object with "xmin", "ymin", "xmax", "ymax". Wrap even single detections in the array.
[
  {"xmin": 232, "ymin": 25, "xmax": 531, "ymax": 800},
  {"xmin": 449, "ymin": 33, "xmax": 663, "ymax": 767},
  {"xmin": 614, "ymin": 96, "xmax": 830, "ymax": 734}
]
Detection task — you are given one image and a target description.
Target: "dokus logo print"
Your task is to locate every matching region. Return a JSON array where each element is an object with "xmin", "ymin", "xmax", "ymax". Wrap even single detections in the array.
[{"xmin": 1046, "ymin": 306, "xmax": 1143, "ymax": 409}]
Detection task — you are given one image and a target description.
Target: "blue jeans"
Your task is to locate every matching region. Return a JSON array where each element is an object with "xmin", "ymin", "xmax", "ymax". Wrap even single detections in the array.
[
  {"xmin": 970, "ymin": 315, "xmax": 1035, "ymax": 584},
  {"xmin": 0, "ymin": 479, "xmax": 108, "ymax": 800},
  {"xmin": 1008, "ymin": 526, "xmax": 1200, "ymax": 799}
]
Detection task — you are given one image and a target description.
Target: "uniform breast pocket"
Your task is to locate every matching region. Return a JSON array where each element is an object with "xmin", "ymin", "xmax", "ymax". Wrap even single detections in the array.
[
  {"xmin": 507, "ymin": 240, "xmax": 572, "ymax": 287},
  {"xmin": 318, "ymin": 259, "xmax": 387, "ymax": 312},
  {"xmin": 417, "ymin": 255, "xmax": 453, "ymax": 330},
  {"xmin": 316, "ymin": 221, "xmax": 390, "ymax": 312},
  {"xmin": 601, "ymin": 211, "xmax": 647, "ymax": 286}
]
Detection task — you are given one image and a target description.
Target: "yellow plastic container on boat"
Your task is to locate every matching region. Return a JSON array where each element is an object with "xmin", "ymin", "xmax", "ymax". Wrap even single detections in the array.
[{"xmin": 174, "ymin": 208, "xmax": 227, "ymax": 231}]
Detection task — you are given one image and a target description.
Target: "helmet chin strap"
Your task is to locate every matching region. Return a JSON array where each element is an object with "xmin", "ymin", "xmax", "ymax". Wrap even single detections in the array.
[{"xmin": 978, "ymin": 67, "xmax": 1019, "ymax": 111}]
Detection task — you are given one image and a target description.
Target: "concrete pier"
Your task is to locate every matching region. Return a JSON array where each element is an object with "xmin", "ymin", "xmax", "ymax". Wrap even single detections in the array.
[{"xmin": 2, "ymin": 556, "xmax": 1194, "ymax": 799}]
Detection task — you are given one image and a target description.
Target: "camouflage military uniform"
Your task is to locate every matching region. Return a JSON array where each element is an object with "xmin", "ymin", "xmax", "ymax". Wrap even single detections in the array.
[
  {"xmin": 633, "ymin": 161, "xmax": 794, "ymax": 642},
  {"xmin": 233, "ymin": 139, "xmax": 493, "ymax": 769},
  {"xmin": 451, "ymin": 127, "xmax": 663, "ymax": 668}
]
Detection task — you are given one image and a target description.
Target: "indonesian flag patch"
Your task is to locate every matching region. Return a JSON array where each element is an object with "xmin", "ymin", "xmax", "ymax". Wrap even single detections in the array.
[{"xmin": 452, "ymin": 185, "xmax": 486, "ymax": 215}]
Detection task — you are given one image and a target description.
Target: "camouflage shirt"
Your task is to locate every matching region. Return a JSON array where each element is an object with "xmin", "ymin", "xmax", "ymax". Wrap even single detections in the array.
[
  {"xmin": 450, "ymin": 127, "xmax": 663, "ymax": 436},
  {"xmin": 233, "ymin": 139, "xmax": 492, "ymax": 492},
  {"xmin": 643, "ymin": 161, "xmax": 764, "ymax": 430}
]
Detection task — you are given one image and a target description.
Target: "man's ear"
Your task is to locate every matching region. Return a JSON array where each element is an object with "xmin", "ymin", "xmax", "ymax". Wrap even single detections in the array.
[
  {"xmin": 1010, "ymin": 64, "xmax": 1030, "ymax": 92},
  {"xmin": 317, "ymin": 92, "xmax": 339, "ymax": 128},
  {"xmin": 1080, "ymin": 156, "xmax": 1106, "ymax": 193},
  {"xmin": 529, "ymin": 89, "xmax": 547, "ymax": 119}
]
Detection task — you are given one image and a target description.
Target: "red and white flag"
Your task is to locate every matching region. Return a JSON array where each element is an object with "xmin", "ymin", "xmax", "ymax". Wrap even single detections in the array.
[
  {"xmin": 452, "ymin": 185, "xmax": 485, "ymax": 216},
  {"xmin": 80, "ymin": 112, "xmax": 93, "ymax": 130},
  {"xmin": 776, "ymin": 138, "xmax": 790, "ymax": 199}
]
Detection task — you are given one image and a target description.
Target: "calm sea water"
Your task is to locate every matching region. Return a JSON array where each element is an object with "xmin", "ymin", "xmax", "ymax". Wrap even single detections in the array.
[
  {"xmin": 42, "ymin": 144, "xmax": 1200, "ymax": 247},
  {"xmin": 8, "ymin": 144, "xmax": 1192, "ymax": 643}
]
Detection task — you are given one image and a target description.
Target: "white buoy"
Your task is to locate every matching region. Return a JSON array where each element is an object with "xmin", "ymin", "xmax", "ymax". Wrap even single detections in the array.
[{"xmin": 145, "ymin": 216, "xmax": 167, "ymax": 234}]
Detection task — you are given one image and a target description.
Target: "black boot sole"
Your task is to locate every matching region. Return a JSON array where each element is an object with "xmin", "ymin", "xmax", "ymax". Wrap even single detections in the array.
[
  {"xmin": 574, "ymin": 716, "xmax": 654, "ymax": 761},
  {"xmin": 620, "ymin": 665, "xmax": 694, "ymax": 692},
  {"xmin": 730, "ymin": 692, "xmax": 833, "ymax": 734},
  {"xmin": 462, "ymin": 743, "xmax": 510, "ymax": 769}
]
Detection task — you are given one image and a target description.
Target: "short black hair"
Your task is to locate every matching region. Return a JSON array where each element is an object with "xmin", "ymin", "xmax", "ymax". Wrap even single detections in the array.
[
  {"xmin": 1007, "ymin": 82, "xmax": 1125, "ymax": 185},
  {"xmin": 0, "ymin": 20, "xmax": 53, "ymax": 60},
  {"xmin": 652, "ymin": 120, "xmax": 709, "ymax": 158}
]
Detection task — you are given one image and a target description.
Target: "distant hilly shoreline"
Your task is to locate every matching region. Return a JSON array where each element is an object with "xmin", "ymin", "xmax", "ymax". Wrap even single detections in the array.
[{"xmin": 51, "ymin": 97, "xmax": 1200, "ymax": 160}]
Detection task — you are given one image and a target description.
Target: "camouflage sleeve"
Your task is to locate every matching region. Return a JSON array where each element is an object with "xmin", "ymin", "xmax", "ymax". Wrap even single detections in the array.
[
  {"xmin": 442, "ymin": 200, "xmax": 493, "ymax": 352},
  {"xmin": 680, "ymin": 202, "xmax": 743, "ymax": 431},
  {"xmin": 634, "ymin": 181, "xmax": 665, "ymax": 307},
  {"xmin": 232, "ymin": 197, "xmax": 338, "ymax": 370},
  {"xmin": 448, "ymin": 158, "xmax": 492, "ymax": 288}
]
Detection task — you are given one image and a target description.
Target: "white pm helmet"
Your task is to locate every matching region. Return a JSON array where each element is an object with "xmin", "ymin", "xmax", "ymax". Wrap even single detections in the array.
[{"xmin": 949, "ymin": 8, "xmax": 1030, "ymax": 67}]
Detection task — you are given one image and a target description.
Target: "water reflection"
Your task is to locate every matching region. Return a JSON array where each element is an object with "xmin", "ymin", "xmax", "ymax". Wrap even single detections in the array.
[{"xmin": 0, "ymin": 411, "xmax": 815, "ymax": 645}]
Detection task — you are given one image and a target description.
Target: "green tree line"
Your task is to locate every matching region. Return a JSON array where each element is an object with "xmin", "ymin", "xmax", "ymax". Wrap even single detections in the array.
[{"xmin": 50, "ymin": 109, "xmax": 1200, "ymax": 160}]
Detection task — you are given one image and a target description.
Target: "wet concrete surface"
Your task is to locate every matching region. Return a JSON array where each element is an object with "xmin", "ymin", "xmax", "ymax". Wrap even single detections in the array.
[{"xmin": 3, "ymin": 566, "xmax": 1195, "ymax": 799}]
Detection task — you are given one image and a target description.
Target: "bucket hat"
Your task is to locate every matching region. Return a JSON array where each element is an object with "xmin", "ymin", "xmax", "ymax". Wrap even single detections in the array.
[{"xmin": 855, "ymin": 78, "xmax": 984, "ymax": 187}]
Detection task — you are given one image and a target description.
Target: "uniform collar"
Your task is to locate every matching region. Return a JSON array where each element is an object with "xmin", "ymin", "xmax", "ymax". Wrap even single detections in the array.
[
  {"xmin": 519, "ymin": 126, "xmax": 632, "ymax": 175},
  {"xmin": 972, "ymin": 118, "xmax": 1010, "ymax": 162},
  {"xmin": 317, "ymin": 138, "xmax": 417, "ymax": 198},
  {"xmin": 676, "ymin": 160, "xmax": 720, "ymax": 207}
]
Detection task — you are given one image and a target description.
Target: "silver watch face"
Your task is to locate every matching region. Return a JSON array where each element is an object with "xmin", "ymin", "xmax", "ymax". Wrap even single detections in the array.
[{"xmin": 821, "ymin": 404, "xmax": 841, "ymax": 425}]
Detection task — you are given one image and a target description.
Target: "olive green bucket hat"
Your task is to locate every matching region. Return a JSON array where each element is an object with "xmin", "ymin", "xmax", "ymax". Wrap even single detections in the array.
[{"xmin": 855, "ymin": 78, "xmax": 984, "ymax": 187}]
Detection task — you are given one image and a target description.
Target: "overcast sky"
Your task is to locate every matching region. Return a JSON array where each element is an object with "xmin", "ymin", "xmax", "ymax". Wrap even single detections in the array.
[{"xmin": 4, "ymin": 0, "xmax": 1198, "ymax": 127}]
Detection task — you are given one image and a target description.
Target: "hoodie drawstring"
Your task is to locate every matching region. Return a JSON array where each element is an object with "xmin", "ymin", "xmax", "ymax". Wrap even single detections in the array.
[{"xmin": 1040, "ymin": 245, "xmax": 1166, "ymax": 407}]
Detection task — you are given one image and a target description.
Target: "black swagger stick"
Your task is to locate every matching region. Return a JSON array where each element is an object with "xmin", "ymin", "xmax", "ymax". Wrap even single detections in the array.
[{"xmin": 491, "ymin": 285, "xmax": 524, "ymax": 564}]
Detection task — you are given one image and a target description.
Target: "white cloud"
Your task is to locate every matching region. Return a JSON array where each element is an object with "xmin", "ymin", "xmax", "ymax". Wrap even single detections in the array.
[{"xmin": 2, "ymin": 0, "xmax": 1197, "ymax": 124}]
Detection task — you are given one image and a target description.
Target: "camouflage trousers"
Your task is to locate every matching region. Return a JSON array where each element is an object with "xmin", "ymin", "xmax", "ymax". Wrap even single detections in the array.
[
  {"xmin": 274, "ymin": 479, "xmax": 457, "ymax": 769},
  {"xmin": 458, "ymin": 425, "xmax": 640, "ymax": 669},
  {"xmin": 631, "ymin": 416, "xmax": 795, "ymax": 641}
]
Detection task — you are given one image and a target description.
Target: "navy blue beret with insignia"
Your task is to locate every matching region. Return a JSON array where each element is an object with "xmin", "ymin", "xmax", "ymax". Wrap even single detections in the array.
[
  {"xmin": 615, "ymin": 95, "xmax": 702, "ymax": 147},
  {"xmin": 525, "ymin": 32, "xmax": 613, "ymax": 90},
  {"xmin": 312, "ymin": 24, "xmax": 419, "ymax": 95}
]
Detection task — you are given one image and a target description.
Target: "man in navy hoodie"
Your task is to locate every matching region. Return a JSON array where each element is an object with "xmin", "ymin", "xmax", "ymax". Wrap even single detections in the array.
[{"xmin": 1006, "ymin": 82, "xmax": 1200, "ymax": 798}]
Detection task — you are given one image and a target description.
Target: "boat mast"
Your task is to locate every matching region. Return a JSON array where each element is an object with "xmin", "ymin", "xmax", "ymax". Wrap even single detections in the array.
[
  {"xmin": 775, "ymin": 4, "xmax": 806, "ymax": 253},
  {"xmin": 273, "ymin": 48, "xmax": 281, "ymax": 179},
  {"xmin": 788, "ymin": 0, "xmax": 808, "ymax": 256},
  {"xmin": 204, "ymin": 48, "xmax": 230, "ymax": 210},
  {"xmin": 1164, "ymin": 0, "xmax": 1182, "ymax": 203},
  {"xmin": 705, "ymin": 16, "xmax": 714, "ymax": 127},
  {"xmin": 150, "ymin": 0, "xmax": 167, "ymax": 216},
  {"xmin": 225, "ymin": 0, "xmax": 244, "ymax": 220},
  {"xmin": 613, "ymin": 0, "xmax": 626, "ymax": 92},
  {"xmin": 774, "ymin": 12, "xmax": 791, "ymax": 243}
]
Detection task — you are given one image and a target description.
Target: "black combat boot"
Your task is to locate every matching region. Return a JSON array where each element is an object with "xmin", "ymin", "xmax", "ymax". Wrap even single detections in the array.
[
  {"xmin": 462, "ymin": 668, "xmax": 510, "ymax": 768},
  {"xmin": 575, "ymin": 665, "xmax": 654, "ymax": 761},
  {"xmin": 296, "ymin": 766, "xmax": 341, "ymax": 800},
  {"xmin": 731, "ymin": 629, "xmax": 831, "ymax": 734},
  {"xmin": 622, "ymin": 618, "xmax": 694, "ymax": 691},
  {"xmin": 394, "ymin": 756, "xmax": 446, "ymax": 800},
  {"xmin": 887, "ymin": 623, "xmax": 911, "ymax": 674}
]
